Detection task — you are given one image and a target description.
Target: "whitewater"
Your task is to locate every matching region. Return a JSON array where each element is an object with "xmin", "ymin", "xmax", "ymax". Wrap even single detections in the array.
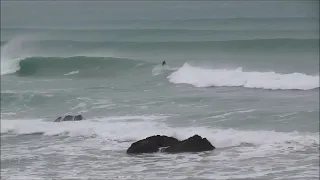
[
  {"xmin": 168, "ymin": 63, "xmax": 319, "ymax": 90},
  {"xmin": 1, "ymin": 1, "xmax": 319, "ymax": 180}
]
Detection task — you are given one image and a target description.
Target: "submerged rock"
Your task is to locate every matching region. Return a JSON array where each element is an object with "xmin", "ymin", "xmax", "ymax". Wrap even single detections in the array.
[
  {"xmin": 126, "ymin": 134, "xmax": 215, "ymax": 154},
  {"xmin": 126, "ymin": 135, "xmax": 179, "ymax": 154},
  {"xmin": 54, "ymin": 115, "xmax": 85, "ymax": 122}
]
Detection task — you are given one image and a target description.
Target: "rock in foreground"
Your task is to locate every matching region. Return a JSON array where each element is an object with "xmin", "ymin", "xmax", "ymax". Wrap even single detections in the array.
[
  {"xmin": 54, "ymin": 115, "xmax": 84, "ymax": 122},
  {"xmin": 126, "ymin": 134, "xmax": 215, "ymax": 154},
  {"xmin": 126, "ymin": 135, "xmax": 179, "ymax": 154},
  {"xmin": 163, "ymin": 135, "xmax": 215, "ymax": 153}
]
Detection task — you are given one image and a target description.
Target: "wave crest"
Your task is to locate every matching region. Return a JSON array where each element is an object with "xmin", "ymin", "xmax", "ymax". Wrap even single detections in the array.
[
  {"xmin": 0, "ymin": 36, "xmax": 151, "ymax": 77},
  {"xmin": 1, "ymin": 118, "xmax": 318, "ymax": 152},
  {"xmin": 168, "ymin": 63, "xmax": 319, "ymax": 90},
  {"xmin": 14, "ymin": 56, "xmax": 149, "ymax": 77}
]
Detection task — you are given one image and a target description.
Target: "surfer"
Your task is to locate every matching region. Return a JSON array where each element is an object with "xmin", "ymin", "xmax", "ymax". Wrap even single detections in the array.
[{"xmin": 162, "ymin": 61, "xmax": 166, "ymax": 66}]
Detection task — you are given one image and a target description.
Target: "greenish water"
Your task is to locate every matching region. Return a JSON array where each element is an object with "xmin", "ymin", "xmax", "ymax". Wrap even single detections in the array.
[{"xmin": 1, "ymin": 1, "xmax": 319, "ymax": 180}]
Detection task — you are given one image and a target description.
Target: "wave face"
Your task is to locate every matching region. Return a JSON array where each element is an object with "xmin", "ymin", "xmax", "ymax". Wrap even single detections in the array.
[
  {"xmin": 1, "ymin": 35, "xmax": 318, "ymax": 78},
  {"xmin": 14, "ymin": 56, "xmax": 149, "ymax": 77},
  {"xmin": 1, "ymin": 36, "xmax": 318, "ymax": 90},
  {"xmin": 168, "ymin": 63, "xmax": 319, "ymax": 90},
  {"xmin": 0, "ymin": 36, "xmax": 152, "ymax": 77},
  {"xmin": 0, "ymin": 36, "xmax": 151, "ymax": 77}
]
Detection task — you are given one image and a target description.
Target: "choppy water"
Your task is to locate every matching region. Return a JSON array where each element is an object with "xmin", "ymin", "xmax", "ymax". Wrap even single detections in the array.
[{"xmin": 1, "ymin": 1, "xmax": 319, "ymax": 180}]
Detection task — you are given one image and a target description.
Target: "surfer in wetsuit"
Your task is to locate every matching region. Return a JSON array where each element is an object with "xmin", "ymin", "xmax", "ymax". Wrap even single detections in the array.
[{"xmin": 162, "ymin": 61, "xmax": 166, "ymax": 66}]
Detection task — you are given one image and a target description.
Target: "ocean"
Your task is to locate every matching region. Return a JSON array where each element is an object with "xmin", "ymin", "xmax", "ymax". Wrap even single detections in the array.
[{"xmin": 1, "ymin": 1, "xmax": 319, "ymax": 180}]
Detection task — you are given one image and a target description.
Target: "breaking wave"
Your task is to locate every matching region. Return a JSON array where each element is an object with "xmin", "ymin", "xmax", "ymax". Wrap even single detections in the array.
[
  {"xmin": 3, "ymin": 56, "xmax": 150, "ymax": 77},
  {"xmin": 168, "ymin": 63, "xmax": 319, "ymax": 90}
]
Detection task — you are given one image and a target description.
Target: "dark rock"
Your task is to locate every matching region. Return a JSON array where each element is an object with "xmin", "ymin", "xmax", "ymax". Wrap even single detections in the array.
[
  {"xmin": 63, "ymin": 115, "xmax": 74, "ymax": 121},
  {"xmin": 163, "ymin": 135, "xmax": 215, "ymax": 153},
  {"xmin": 126, "ymin": 134, "xmax": 215, "ymax": 154},
  {"xmin": 54, "ymin": 117, "xmax": 62, "ymax": 122},
  {"xmin": 126, "ymin": 135, "xmax": 179, "ymax": 154},
  {"xmin": 74, "ymin": 115, "xmax": 83, "ymax": 121},
  {"xmin": 54, "ymin": 115, "xmax": 85, "ymax": 122}
]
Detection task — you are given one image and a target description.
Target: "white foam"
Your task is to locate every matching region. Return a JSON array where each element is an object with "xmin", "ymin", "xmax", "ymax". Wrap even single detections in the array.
[
  {"xmin": 168, "ymin": 63, "xmax": 319, "ymax": 90},
  {"xmin": 0, "ymin": 116, "xmax": 168, "ymax": 138},
  {"xmin": 0, "ymin": 35, "xmax": 35, "ymax": 75},
  {"xmin": 0, "ymin": 35, "xmax": 96, "ymax": 76},
  {"xmin": 64, "ymin": 70, "xmax": 79, "ymax": 76},
  {"xmin": 1, "ymin": 116, "xmax": 318, "ymax": 153},
  {"xmin": 1, "ymin": 116, "xmax": 318, "ymax": 180},
  {"xmin": 152, "ymin": 64, "xmax": 178, "ymax": 76}
]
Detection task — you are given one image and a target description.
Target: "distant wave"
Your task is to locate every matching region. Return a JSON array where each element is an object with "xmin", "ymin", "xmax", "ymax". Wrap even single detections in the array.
[
  {"xmin": 2, "ymin": 28, "xmax": 318, "ymax": 33},
  {"xmin": 0, "ymin": 35, "xmax": 153, "ymax": 76},
  {"xmin": 1, "ymin": 56, "xmax": 151, "ymax": 77},
  {"xmin": 1, "ymin": 38, "xmax": 317, "ymax": 53},
  {"xmin": 168, "ymin": 63, "xmax": 319, "ymax": 90},
  {"xmin": 1, "ymin": 36, "xmax": 318, "ymax": 79},
  {"xmin": 2, "ymin": 16, "xmax": 317, "ymax": 30}
]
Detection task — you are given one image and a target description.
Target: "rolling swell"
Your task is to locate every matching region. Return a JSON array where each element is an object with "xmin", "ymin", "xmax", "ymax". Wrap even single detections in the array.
[
  {"xmin": 12, "ymin": 38, "xmax": 318, "ymax": 52},
  {"xmin": 14, "ymin": 56, "xmax": 152, "ymax": 77}
]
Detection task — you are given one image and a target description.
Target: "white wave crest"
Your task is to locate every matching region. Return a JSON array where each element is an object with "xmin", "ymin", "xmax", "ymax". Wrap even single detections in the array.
[
  {"xmin": 1, "ymin": 117, "xmax": 318, "ymax": 180},
  {"xmin": 1, "ymin": 117, "xmax": 318, "ymax": 152},
  {"xmin": 168, "ymin": 63, "xmax": 319, "ymax": 90},
  {"xmin": 152, "ymin": 64, "xmax": 178, "ymax": 76},
  {"xmin": 64, "ymin": 70, "xmax": 79, "ymax": 76},
  {"xmin": 0, "ymin": 35, "xmax": 35, "ymax": 75}
]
